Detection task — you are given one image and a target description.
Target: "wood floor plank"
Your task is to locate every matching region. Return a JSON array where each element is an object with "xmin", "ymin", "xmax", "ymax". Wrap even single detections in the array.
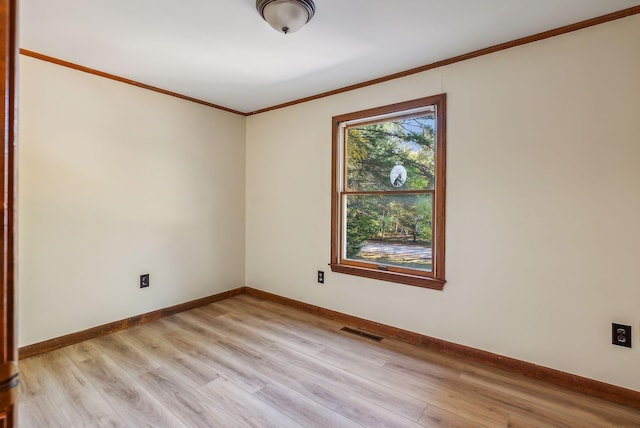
[
  {"xmin": 460, "ymin": 363, "xmax": 640, "ymax": 427},
  {"xmin": 197, "ymin": 328, "xmax": 421, "ymax": 427},
  {"xmin": 197, "ymin": 305, "xmax": 327, "ymax": 357},
  {"xmin": 18, "ymin": 356, "xmax": 74, "ymax": 428},
  {"xmin": 162, "ymin": 312, "xmax": 224, "ymax": 342},
  {"xmin": 254, "ymin": 382, "xmax": 363, "ymax": 428},
  {"xmin": 63, "ymin": 338, "xmax": 107, "ymax": 364},
  {"xmin": 333, "ymin": 393, "xmax": 425, "ymax": 428},
  {"xmin": 219, "ymin": 297, "xmax": 394, "ymax": 367},
  {"xmin": 199, "ymin": 376, "xmax": 303, "ymax": 428},
  {"xmin": 29, "ymin": 350, "xmax": 127, "ymax": 427},
  {"xmin": 118, "ymin": 327, "xmax": 222, "ymax": 389},
  {"xmin": 419, "ymin": 404, "xmax": 489, "ymax": 428},
  {"xmin": 382, "ymin": 359, "xmax": 511, "ymax": 425},
  {"xmin": 161, "ymin": 329, "xmax": 271, "ymax": 394},
  {"xmin": 137, "ymin": 366, "xmax": 248, "ymax": 428},
  {"xmin": 506, "ymin": 408, "xmax": 581, "ymax": 428},
  {"xmin": 75, "ymin": 353, "xmax": 187, "ymax": 427},
  {"xmin": 18, "ymin": 295, "xmax": 640, "ymax": 427},
  {"xmin": 196, "ymin": 301, "xmax": 231, "ymax": 317},
  {"xmin": 91, "ymin": 331, "xmax": 162, "ymax": 376},
  {"xmin": 315, "ymin": 345, "xmax": 457, "ymax": 406},
  {"xmin": 212, "ymin": 336, "xmax": 427, "ymax": 427},
  {"xmin": 123, "ymin": 323, "xmax": 181, "ymax": 360},
  {"xmin": 178, "ymin": 310, "xmax": 274, "ymax": 351},
  {"xmin": 264, "ymin": 341, "xmax": 427, "ymax": 421},
  {"xmin": 218, "ymin": 302, "xmax": 333, "ymax": 350},
  {"xmin": 240, "ymin": 296, "xmax": 417, "ymax": 366}
]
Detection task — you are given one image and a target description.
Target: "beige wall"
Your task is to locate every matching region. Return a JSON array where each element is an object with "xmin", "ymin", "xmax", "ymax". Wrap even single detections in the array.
[
  {"xmin": 245, "ymin": 15, "xmax": 640, "ymax": 391},
  {"xmin": 18, "ymin": 56, "xmax": 246, "ymax": 346}
]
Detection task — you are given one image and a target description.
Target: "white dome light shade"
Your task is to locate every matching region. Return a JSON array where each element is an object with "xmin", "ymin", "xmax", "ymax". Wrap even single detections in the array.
[{"xmin": 256, "ymin": 0, "xmax": 316, "ymax": 34}]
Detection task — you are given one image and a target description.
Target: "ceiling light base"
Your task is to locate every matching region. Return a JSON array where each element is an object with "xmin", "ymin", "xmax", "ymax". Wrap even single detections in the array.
[{"xmin": 256, "ymin": 0, "xmax": 316, "ymax": 34}]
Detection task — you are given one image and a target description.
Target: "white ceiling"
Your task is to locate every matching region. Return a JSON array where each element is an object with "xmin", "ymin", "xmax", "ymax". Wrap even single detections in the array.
[{"xmin": 20, "ymin": 0, "xmax": 640, "ymax": 114}]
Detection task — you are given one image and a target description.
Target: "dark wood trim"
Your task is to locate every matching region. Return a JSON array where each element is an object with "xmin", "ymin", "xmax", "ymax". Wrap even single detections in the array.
[
  {"xmin": 247, "ymin": 5, "xmax": 640, "ymax": 115},
  {"xmin": 342, "ymin": 190, "xmax": 434, "ymax": 196},
  {"xmin": 330, "ymin": 115, "xmax": 340, "ymax": 272},
  {"xmin": 330, "ymin": 95, "xmax": 446, "ymax": 289},
  {"xmin": 19, "ymin": 49, "xmax": 247, "ymax": 117},
  {"xmin": 244, "ymin": 287, "xmax": 640, "ymax": 410},
  {"xmin": 18, "ymin": 287, "xmax": 245, "ymax": 360},
  {"xmin": 0, "ymin": 0, "xmax": 17, "ymax": 423},
  {"xmin": 433, "ymin": 95, "xmax": 446, "ymax": 281},
  {"xmin": 1, "ymin": 0, "xmax": 16, "ymax": 368},
  {"xmin": 329, "ymin": 264, "xmax": 445, "ymax": 290},
  {"xmin": 345, "ymin": 109, "xmax": 436, "ymax": 130},
  {"xmin": 17, "ymin": 285, "xmax": 640, "ymax": 409}
]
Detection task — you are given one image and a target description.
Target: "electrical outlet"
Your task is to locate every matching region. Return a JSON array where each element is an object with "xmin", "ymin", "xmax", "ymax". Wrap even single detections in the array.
[
  {"xmin": 140, "ymin": 273, "xmax": 150, "ymax": 288},
  {"xmin": 317, "ymin": 270, "xmax": 324, "ymax": 284},
  {"xmin": 612, "ymin": 323, "xmax": 631, "ymax": 348}
]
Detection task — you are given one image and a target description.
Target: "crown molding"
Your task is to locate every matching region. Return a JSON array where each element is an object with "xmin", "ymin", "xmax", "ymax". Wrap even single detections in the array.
[
  {"xmin": 19, "ymin": 49, "xmax": 247, "ymax": 116},
  {"xmin": 19, "ymin": 5, "xmax": 640, "ymax": 116},
  {"xmin": 247, "ymin": 5, "xmax": 640, "ymax": 115}
]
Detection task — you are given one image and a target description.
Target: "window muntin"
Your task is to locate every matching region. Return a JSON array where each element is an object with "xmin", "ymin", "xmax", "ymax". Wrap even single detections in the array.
[{"xmin": 331, "ymin": 95, "xmax": 446, "ymax": 289}]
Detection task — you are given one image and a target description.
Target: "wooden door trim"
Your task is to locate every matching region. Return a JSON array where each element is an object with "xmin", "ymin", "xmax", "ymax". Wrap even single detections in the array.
[{"xmin": 0, "ymin": 0, "xmax": 18, "ymax": 424}]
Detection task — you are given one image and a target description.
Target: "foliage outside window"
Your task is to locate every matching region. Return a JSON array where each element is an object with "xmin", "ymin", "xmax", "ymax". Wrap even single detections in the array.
[{"xmin": 330, "ymin": 95, "xmax": 446, "ymax": 289}]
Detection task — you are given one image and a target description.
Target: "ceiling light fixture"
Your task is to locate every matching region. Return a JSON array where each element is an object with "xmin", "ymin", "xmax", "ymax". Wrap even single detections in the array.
[{"xmin": 256, "ymin": 0, "xmax": 315, "ymax": 35}]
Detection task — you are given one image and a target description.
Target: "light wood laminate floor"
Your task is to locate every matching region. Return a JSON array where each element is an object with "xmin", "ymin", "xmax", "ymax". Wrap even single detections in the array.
[{"xmin": 18, "ymin": 294, "xmax": 640, "ymax": 427}]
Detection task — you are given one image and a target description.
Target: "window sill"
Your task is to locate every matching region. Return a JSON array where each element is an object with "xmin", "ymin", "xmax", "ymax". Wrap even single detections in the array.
[{"xmin": 329, "ymin": 263, "xmax": 445, "ymax": 290}]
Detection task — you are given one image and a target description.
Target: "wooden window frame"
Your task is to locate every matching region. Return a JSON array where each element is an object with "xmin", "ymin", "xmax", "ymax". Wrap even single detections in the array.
[{"xmin": 330, "ymin": 94, "xmax": 446, "ymax": 290}]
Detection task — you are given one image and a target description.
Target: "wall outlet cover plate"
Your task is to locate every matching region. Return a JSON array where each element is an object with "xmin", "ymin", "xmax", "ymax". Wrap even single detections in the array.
[{"xmin": 612, "ymin": 323, "xmax": 631, "ymax": 348}]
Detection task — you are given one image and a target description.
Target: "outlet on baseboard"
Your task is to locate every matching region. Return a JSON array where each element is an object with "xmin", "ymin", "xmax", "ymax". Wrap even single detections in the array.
[{"xmin": 140, "ymin": 273, "xmax": 150, "ymax": 288}]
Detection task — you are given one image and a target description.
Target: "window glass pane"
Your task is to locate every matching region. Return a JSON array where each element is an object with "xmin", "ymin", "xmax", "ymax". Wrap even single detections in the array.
[
  {"xmin": 344, "ymin": 194, "xmax": 433, "ymax": 272},
  {"xmin": 346, "ymin": 113, "xmax": 435, "ymax": 191}
]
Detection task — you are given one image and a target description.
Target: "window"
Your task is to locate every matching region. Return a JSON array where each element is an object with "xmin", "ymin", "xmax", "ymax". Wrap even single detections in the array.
[{"xmin": 330, "ymin": 94, "xmax": 446, "ymax": 289}]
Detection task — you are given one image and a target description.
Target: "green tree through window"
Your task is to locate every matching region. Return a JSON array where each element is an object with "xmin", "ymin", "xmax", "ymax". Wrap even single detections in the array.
[{"xmin": 331, "ymin": 95, "xmax": 446, "ymax": 289}]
